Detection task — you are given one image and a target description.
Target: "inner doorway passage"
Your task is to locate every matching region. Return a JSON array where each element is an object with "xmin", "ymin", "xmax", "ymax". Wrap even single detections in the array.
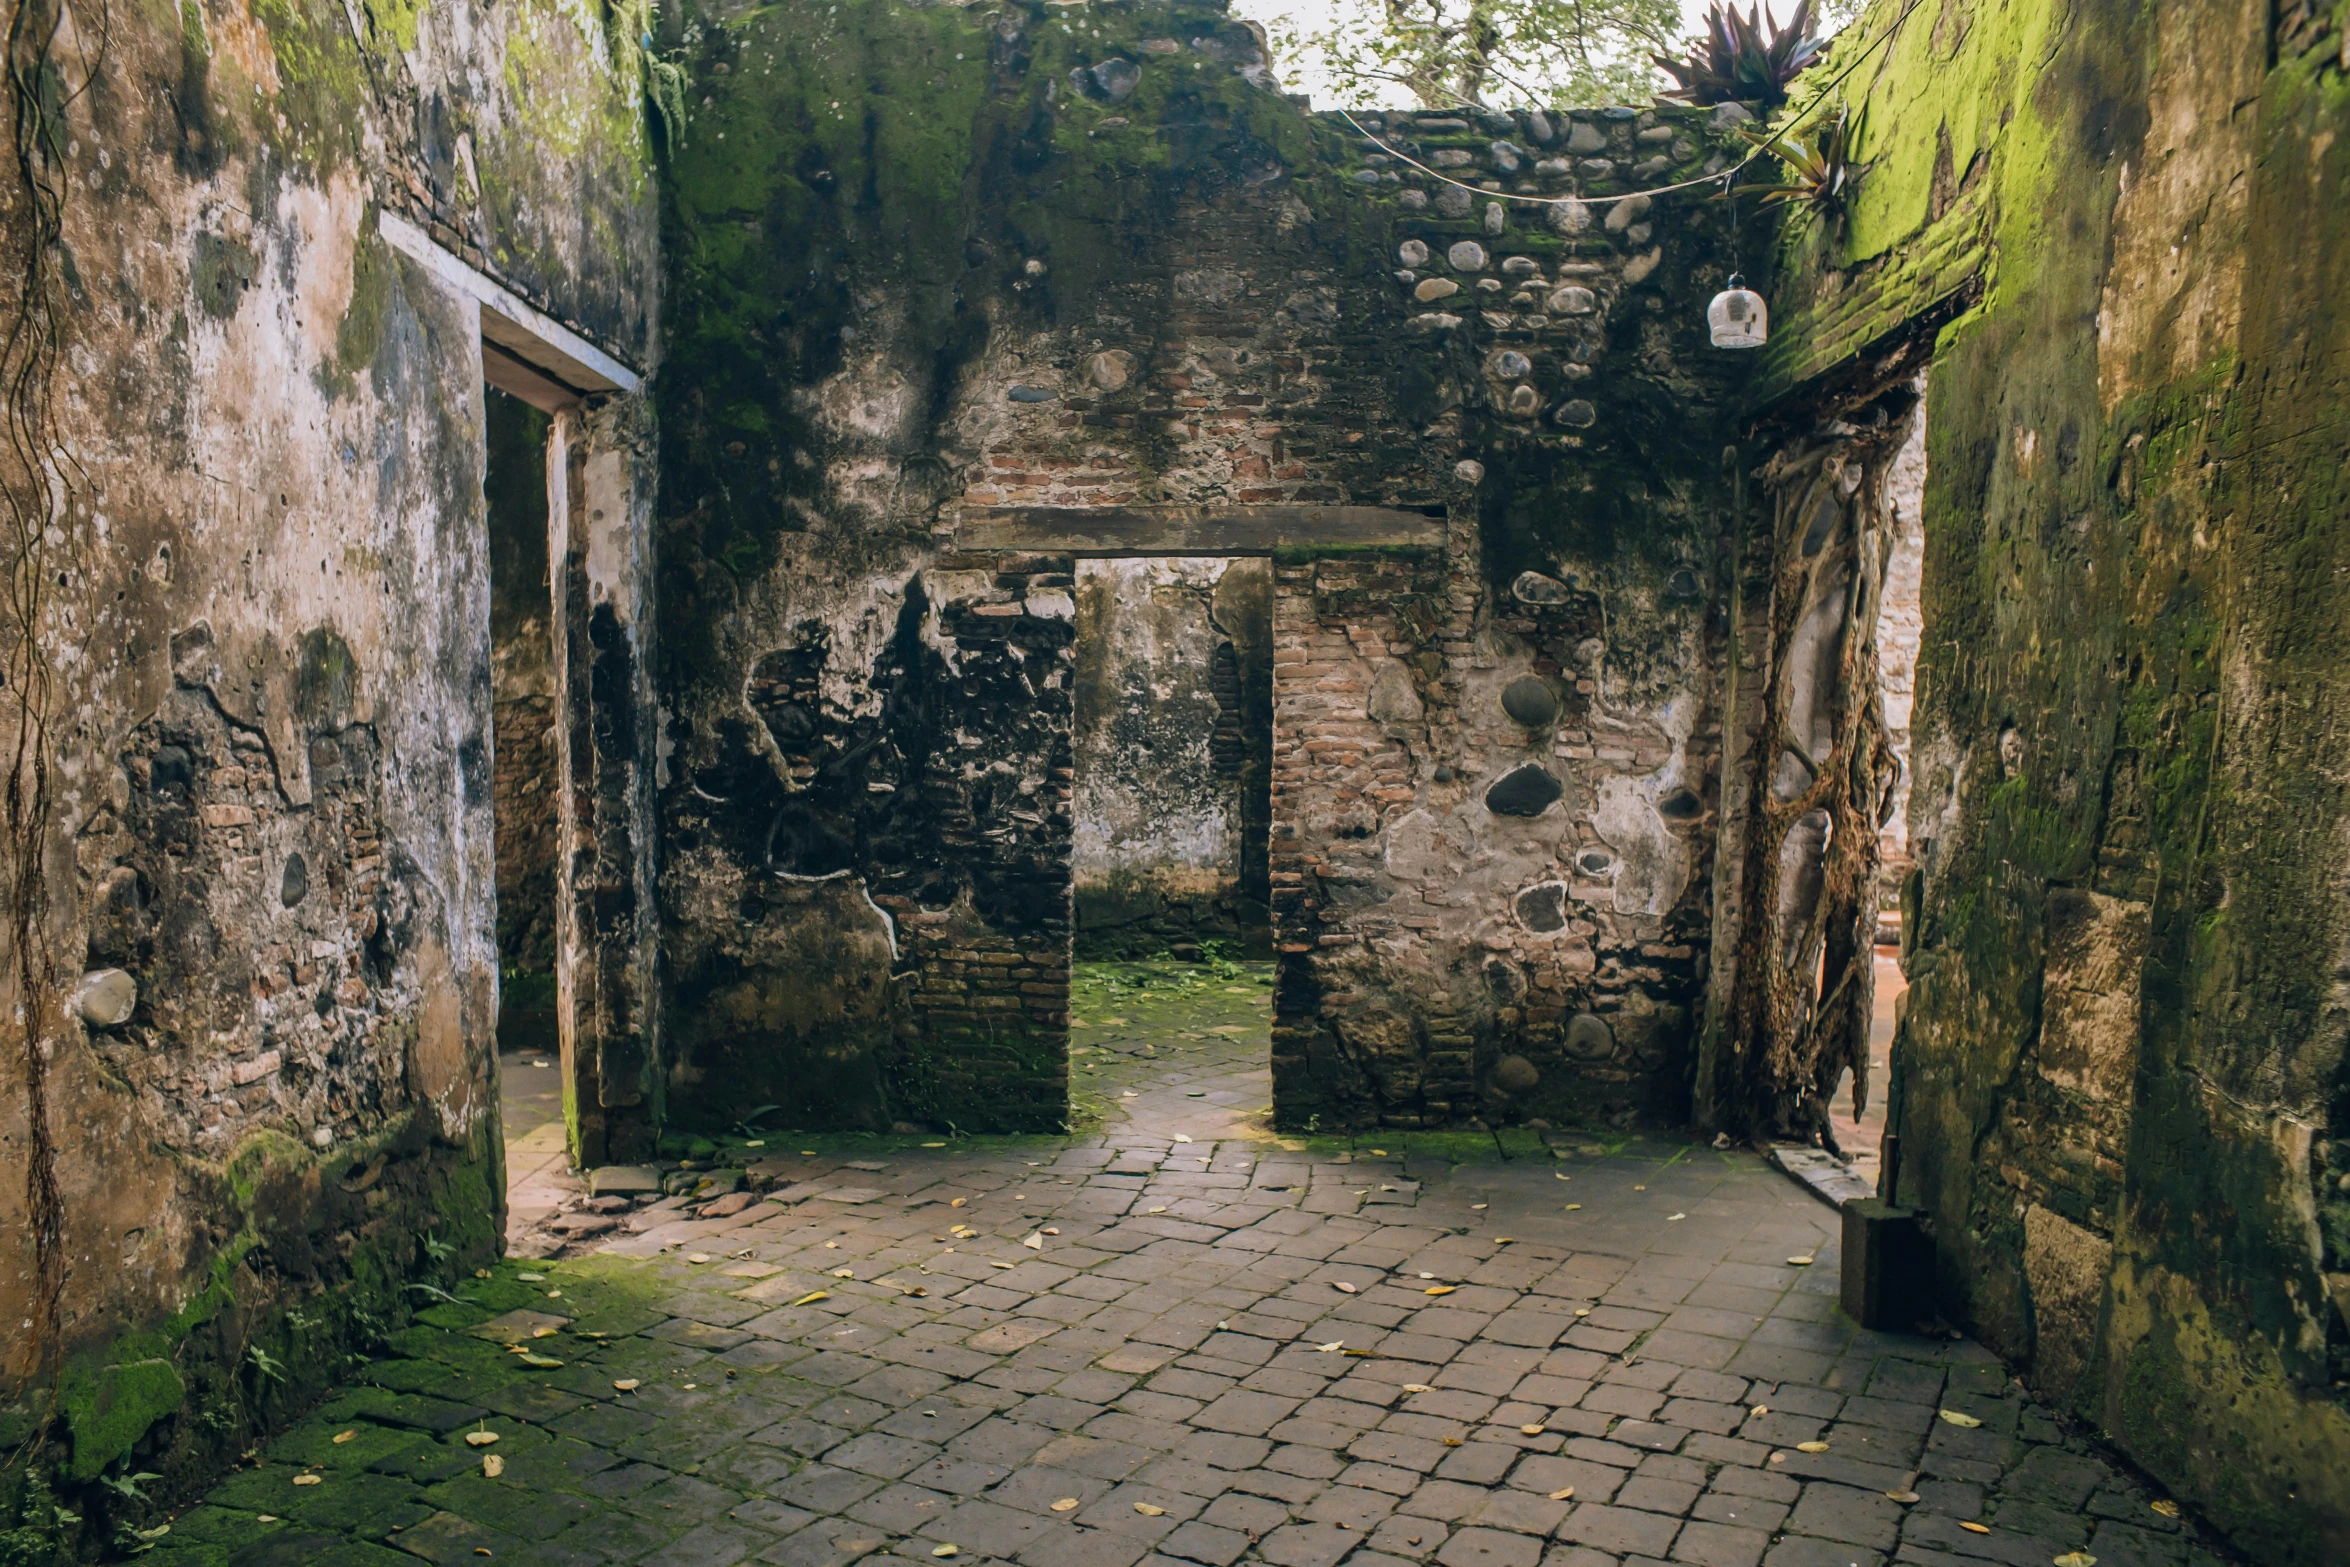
[
  {"xmin": 1069, "ymin": 555, "xmax": 1277, "ymax": 1133},
  {"xmin": 1070, "ymin": 557, "xmax": 1274, "ymax": 960},
  {"xmin": 484, "ymin": 385, "xmax": 568, "ymax": 1224}
]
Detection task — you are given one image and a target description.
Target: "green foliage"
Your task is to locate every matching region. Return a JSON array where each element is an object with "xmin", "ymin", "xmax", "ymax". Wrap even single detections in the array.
[
  {"xmin": 0, "ymin": 1468, "xmax": 77, "ymax": 1567},
  {"xmin": 1732, "ymin": 102, "xmax": 1856, "ymax": 220},
  {"xmin": 1264, "ymin": 0, "xmax": 1684, "ymax": 109},
  {"xmin": 1652, "ymin": 2, "xmax": 1825, "ymax": 108},
  {"xmin": 58, "ymin": 1361, "xmax": 185, "ymax": 1481}
]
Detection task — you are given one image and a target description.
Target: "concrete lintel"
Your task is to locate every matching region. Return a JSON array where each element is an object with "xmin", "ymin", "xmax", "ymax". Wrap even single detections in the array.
[
  {"xmin": 955, "ymin": 504, "xmax": 1445, "ymax": 556},
  {"xmin": 378, "ymin": 210, "xmax": 643, "ymax": 399}
]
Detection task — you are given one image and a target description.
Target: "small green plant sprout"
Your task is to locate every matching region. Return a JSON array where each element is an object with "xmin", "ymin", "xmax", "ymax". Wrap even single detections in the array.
[
  {"xmin": 98, "ymin": 1470, "xmax": 163, "ymax": 1504},
  {"xmin": 246, "ymin": 1345, "xmax": 286, "ymax": 1383}
]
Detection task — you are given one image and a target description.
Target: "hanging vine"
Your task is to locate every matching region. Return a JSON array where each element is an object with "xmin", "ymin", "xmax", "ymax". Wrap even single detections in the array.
[
  {"xmin": 3, "ymin": 0, "xmax": 104, "ymax": 1392},
  {"xmin": 1720, "ymin": 399, "xmax": 1914, "ymax": 1147}
]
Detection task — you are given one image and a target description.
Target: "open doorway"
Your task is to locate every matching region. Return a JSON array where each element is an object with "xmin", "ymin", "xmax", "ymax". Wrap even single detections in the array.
[
  {"xmin": 1068, "ymin": 556, "xmax": 1278, "ymax": 1135},
  {"xmin": 483, "ymin": 386, "xmax": 567, "ymax": 1221}
]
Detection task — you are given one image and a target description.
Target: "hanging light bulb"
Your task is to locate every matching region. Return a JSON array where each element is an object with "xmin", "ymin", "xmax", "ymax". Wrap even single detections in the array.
[{"xmin": 1709, "ymin": 273, "xmax": 1768, "ymax": 349}]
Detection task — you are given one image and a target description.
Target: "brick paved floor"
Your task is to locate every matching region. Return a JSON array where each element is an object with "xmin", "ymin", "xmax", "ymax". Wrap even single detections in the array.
[{"xmin": 155, "ymin": 963, "xmax": 2227, "ymax": 1567}]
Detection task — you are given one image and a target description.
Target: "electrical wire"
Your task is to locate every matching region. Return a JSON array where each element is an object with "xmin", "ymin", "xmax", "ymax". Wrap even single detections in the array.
[{"xmin": 1335, "ymin": 0, "xmax": 1932, "ymax": 209}]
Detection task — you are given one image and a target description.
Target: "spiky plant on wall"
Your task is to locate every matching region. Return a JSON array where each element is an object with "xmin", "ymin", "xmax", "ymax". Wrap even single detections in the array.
[
  {"xmin": 1651, "ymin": 2, "xmax": 1826, "ymax": 109},
  {"xmin": 1733, "ymin": 104, "xmax": 1860, "ymax": 223}
]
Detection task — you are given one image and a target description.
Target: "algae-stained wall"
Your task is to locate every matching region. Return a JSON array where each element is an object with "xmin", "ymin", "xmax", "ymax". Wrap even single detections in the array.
[
  {"xmin": 653, "ymin": 0, "xmax": 1752, "ymax": 1136},
  {"xmin": 0, "ymin": 0, "xmax": 653, "ymax": 1541},
  {"xmin": 1762, "ymin": 0, "xmax": 2350, "ymax": 1556}
]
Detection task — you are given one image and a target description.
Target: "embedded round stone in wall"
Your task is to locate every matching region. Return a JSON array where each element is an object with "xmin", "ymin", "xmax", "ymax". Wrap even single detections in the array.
[
  {"xmin": 1484, "ymin": 203, "xmax": 1506, "ymax": 235},
  {"xmin": 1007, "ymin": 384, "xmax": 1058, "ymax": 403},
  {"xmin": 1576, "ymin": 847, "xmax": 1616, "ymax": 877},
  {"xmin": 1454, "ymin": 459, "xmax": 1485, "ymax": 484},
  {"xmin": 1666, "ymin": 567, "xmax": 1701, "ymax": 599},
  {"xmin": 1399, "ymin": 189, "xmax": 1430, "ymax": 209},
  {"xmin": 75, "ymin": 968, "xmax": 137, "ymax": 1029},
  {"xmin": 1493, "ymin": 1053, "xmax": 1541, "ymax": 1092},
  {"xmin": 1485, "ymin": 763, "xmax": 1564, "ymax": 817},
  {"xmin": 280, "ymin": 851, "xmax": 308, "ymax": 908},
  {"xmin": 1447, "ymin": 240, "xmax": 1488, "ymax": 271},
  {"xmin": 1546, "ymin": 285, "xmax": 1597, "ymax": 315},
  {"xmin": 1486, "ymin": 349, "xmax": 1531, "ymax": 380},
  {"xmin": 1090, "ymin": 57, "xmax": 1141, "ymax": 101},
  {"xmin": 1514, "ymin": 882, "xmax": 1567, "ymax": 933},
  {"xmin": 1564, "ymin": 1011, "xmax": 1615, "ymax": 1061},
  {"xmin": 1368, "ymin": 662, "xmax": 1424, "ymax": 724},
  {"xmin": 1547, "ymin": 197, "xmax": 1591, "ymax": 235},
  {"xmin": 1512, "ymin": 570, "xmax": 1571, "ymax": 604},
  {"xmin": 1433, "ymin": 186, "xmax": 1472, "ymax": 216},
  {"xmin": 1084, "ymin": 350, "xmax": 1137, "ymax": 392},
  {"xmin": 1657, "ymin": 786, "xmax": 1704, "ymax": 821},
  {"xmin": 1505, "ymin": 384, "xmax": 1540, "ymax": 416},
  {"xmin": 1501, "ymin": 676, "xmax": 1560, "ymax": 727},
  {"xmin": 1414, "ymin": 278, "xmax": 1461, "ymax": 302},
  {"xmin": 1397, "ymin": 239, "xmax": 1429, "ymax": 266},
  {"xmin": 1554, "ymin": 398, "xmax": 1598, "ymax": 427}
]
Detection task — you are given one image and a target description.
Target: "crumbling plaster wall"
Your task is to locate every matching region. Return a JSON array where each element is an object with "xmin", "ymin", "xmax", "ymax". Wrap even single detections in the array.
[
  {"xmin": 1072, "ymin": 557, "xmax": 1271, "ymax": 958},
  {"xmin": 1759, "ymin": 0, "xmax": 2350, "ymax": 1557},
  {"xmin": 654, "ymin": 0, "xmax": 1751, "ymax": 1137},
  {"xmin": 0, "ymin": 0, "xmax": 655, "ymax": 1538}
]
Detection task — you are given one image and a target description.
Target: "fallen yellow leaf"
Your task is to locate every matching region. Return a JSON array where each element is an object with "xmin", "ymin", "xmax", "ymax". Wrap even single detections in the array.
[
  {"xmin": 332, "ymin": 1430, "xmax": 356, "ymax": 1444},
  {"xmin": 1548, "ymin": 1488, "xmax": 1574, "ymax": 1501},
  {"xmin": 1573, "ymin": 1307, "xmax": 1592, "ymax": 1317},
  {"xmin": 830, "ymin": 1268, "xmax": 856, "ymax": 1278},
  {"xmin": 1493, "ymin": 1237, "xmax": 1514, "ymax": 1246},
  {"xmin": 1787, "ymin": 1256, "xmax": 1815, "ymax": 1266},
  {"xmin": 533, "ymin": 1326, "xmax": 558, "ymax": 1338},
  {"xmin": 1315, "ymin": 1341, "xmax": 1345, "ymax": 1352},
  {"xmin": 992, "ymin": 1261, "xmax": 1015, "ymax": 1270},
  {"xmin": 1134, "ymin": 1503, "xmax": 1166, "ymax": 1517},
  {"xmin": 792, "ymin": 1291, "xmax": 831, "ymax": 1307},
  {"xmin": 292, "ymin": 1475, "xmax": 322, "ymax": 1487},
  {"xmin": 1796, "ymin": 1441, "xmax": 1830, "ymax": 1453},
  {"xmin": 1633, "ymin": 1185, "xmax": 1646, "ymax": 1191},
  {"xmin": 1425, "ymin": 1285, "xmax": 1456, "ymax": 1296},
  {"xmin": 517, "ymin": 1352, "xmax": 563, "ymax": 1368},
  {"xmin": 2052, "ymin": 1553, "xmax": 2095, "ymax": 1567},
  {"xmin": 1667, "ymin": 1213, "xmax": 1686, "ymax": 1222},
  {"xmin": 1023, "ymin": 1232, "xmax": 1044, "ymax": 1249},
  {"xmin": 1402, "ymin": 1384, "xmax": 1433, "ymax": 1394},
  {"xmin": 1173, "ymin": 1134, "xmax": 1193, "ymax": 1144},
  {"xmin": 1334, "ymin": 1282, "xmax": 1357, "ymax": 1293},
  {"xmin": 1939, "ymin": 1409, "xmax": 1983, "ymax": 1428},
  {"xmin": 1051, "ymin": 1499, "xmax": 1079, "ymax": 1513},
  {"xmin": 686, "ymin": 1253, "xmax": 711, "ymax": 1264},
  {"xmin": 1441, "ymin": 1437, "xmax": 1464, "ymax": 1448},
  {"xmin": 2150, "ymin": 1500, "xmax": 2181, "ymax": 1519},
  {"xmin": 1565, "ymin": 1203, "xmax": 1583, "ymax": 1211},
  {"xmin": 1885, "ymin": 1490, "xmax": 1918, "ymax": 1504},
  {"xmin": 464, "ymin": 1431, "xmax": 499, "ymax": 1448},
  {"xmin": 951, "ymin": 1198, "xmax": 966, "ymax": 1208},
  {"xmin": 482, "ymin": 1454, "xmax": 506, "ymax": 1478},
  {"xmin": 1042, "ymin": 1227, "xmax": 1060, "ymax": 1236},
  {"xmin": 1959, "ymin": 1522, "xmax": 1990, "ymax": 1535},
  {"xmin": 933, "ymin": 1546, "xmax": 959, "ymax": 1558},
  {"xmin": 1519, "ymin": 1424, "xmax": 1546, "ymax": 1436},
  {"xmin": 1751, "ymin": 1406, "xmax": 1769, "ymax": 1417}
]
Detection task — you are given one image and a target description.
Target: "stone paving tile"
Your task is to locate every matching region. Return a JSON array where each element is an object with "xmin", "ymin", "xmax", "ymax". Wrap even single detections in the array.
[{"xmin": 154, "ymin": 963, "xmax": 2240, "ymax": 1567}]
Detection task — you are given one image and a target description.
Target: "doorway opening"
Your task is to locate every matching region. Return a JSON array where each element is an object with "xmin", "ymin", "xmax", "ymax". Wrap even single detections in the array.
[
  {"xmin": 1068, "ymin": 556, "xmax": 1277, "ymax": 1136},
  {"xmin": 483, "ymin": 386, "xmax": 567, "ymax": 1220}
]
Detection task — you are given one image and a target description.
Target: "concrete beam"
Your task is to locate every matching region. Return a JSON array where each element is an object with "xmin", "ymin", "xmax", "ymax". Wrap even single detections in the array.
[
  {"xmin": 954, "ymin": 503, "xmax": 1445, "ymax": 556},
  {"xmin": 379, "ymin": 210, "xmax": 644, "ymax": 400}
]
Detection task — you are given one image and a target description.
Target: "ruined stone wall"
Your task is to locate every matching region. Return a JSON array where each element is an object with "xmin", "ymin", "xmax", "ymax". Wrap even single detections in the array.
[
  {"xmin": 0, "ymin": 0, "xmax": 655, "ymax": 1541},
  {"xmin": 655, "ymin": 0, "xmax": 1750, "ymax": 1137},
  {"xmin": 1756, "ymin": 0, "xmax": 2350, "ymax": 1556},
  {"xmin": 1072, "ymin": 557, "xmax": 1271, "ymax": 959}
]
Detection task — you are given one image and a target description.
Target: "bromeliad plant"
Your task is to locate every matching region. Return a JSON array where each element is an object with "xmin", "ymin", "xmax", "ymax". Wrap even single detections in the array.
[
  {"xmin": 1732, "ymin": 103, "xmax": 1859, "ymax": 223},
  {"xmin": 1651, "ymin": 2, "xmax": 1827, "ymax": 109}
]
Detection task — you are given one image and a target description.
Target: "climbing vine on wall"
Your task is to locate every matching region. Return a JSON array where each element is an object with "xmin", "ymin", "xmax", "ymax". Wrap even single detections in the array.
[
  {"xmin": 1719, "ymin": 395, "xmax": 1914, "ymax": 1146},
  {"xmin": 2, "ymin": 0, "xmax": 103, "ymax": 1395}
]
